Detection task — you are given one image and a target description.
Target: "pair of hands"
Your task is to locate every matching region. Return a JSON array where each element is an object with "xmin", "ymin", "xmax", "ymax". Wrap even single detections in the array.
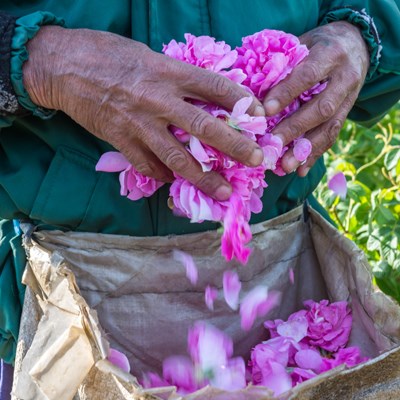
[{"xmin": 23, "ymin": 21, "xmax": 369, "ymax": 201}]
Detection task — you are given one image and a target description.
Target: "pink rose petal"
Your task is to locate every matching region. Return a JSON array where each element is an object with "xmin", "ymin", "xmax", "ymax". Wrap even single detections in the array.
[
  {"xmin": 240, "ymin": 286, "xmax": 281, "ymax": 331},
  {"xmin": 211, "ymin": 357, "xmax": 246, "ymax": 391},
  {"xmin": 223, "ymin": 270, "xmax": 242, "ymax": 310},
  {"xmin": 261, "ymin": 361, "xmax": 292, "ymax": 396},
  {"xmin": 293, "ymin": 138, "xmax": 312, "ymax": 162},
  {"xmin": 107, "ymin": 348, "xmax": 130, "ymax": 373},
  {"xmin": 231, "ymin": 97, "xmax": 253, "ymax": 118},
  {"xmin": 294, "ymin": 349, "xmax": 323, "ymax": 372},
  {"xmin": 188, "ymin": 322, "xmax": 233, "ymax": 372},
  {"xmin": 205, "ymin": 285, "xmax": 218, "ymax": 310},
  {"xmin": 163, "ymin": 356, "xmax": 198, "ymax": 394},
  {"xmin": 173, "ymin": 250, "xmax": 198, "ymax": 285},
  {"xmin": 95, "ymin": 152, "xmax": 130, "ymax": 172},
  {"xmin": 328, "ymin": 172, "xmax": 347, "ymax": 200},
  {"xmin": 289, "ymin": 268, "xmax": 295, "ymax": 284},
  {"xmin": 276, "ymin": 316, "xmax": 308, "ymax": 343}
]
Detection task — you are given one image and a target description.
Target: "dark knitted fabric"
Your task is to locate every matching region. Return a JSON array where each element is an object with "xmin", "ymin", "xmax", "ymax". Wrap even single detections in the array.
[{"xmin": 0, "ymin": 12, "xmax": 27, "ymax": 116}]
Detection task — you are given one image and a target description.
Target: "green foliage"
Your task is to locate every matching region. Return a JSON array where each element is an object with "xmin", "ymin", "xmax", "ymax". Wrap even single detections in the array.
[{"xmin": 316, "ymin": 104, "xmax": 400, "ymax": 303}]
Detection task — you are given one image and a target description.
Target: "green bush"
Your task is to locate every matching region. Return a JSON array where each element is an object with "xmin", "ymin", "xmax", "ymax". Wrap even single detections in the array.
[{"xmin": 316, "ymin": 104, "xmax": 400, "ymax": 303}]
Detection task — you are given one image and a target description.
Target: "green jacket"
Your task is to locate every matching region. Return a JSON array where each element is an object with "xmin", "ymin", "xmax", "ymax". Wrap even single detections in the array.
[{"xmin": 1, "ymin": 0, "xmax": 400, "ymax": 363}]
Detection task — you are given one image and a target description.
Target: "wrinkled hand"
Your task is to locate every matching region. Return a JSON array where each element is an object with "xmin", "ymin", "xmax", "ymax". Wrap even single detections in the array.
[
  {"xmin": 23, "ymin": 26, "xmax": 265, "ymax": 201},
  {"xmin": 263, "ymin": 21, "xmax": 370, "ymax": 176}
]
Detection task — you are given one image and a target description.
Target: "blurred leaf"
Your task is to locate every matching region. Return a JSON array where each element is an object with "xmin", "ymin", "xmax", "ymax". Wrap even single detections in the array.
[
  {"xmin": 346, "ymin": 181, "xmax": 369, "ymax": 202},
  {"xmin": 376, "ymin": 205, "xmax": 397, "ymax": 223},
  {"xmin": 367, "ymin": 231, "xmax": 381, "ymax": 251},
  {"xmin": 374, "ymin": 261, "xmax": 400, "ymax": 303},
  {"xmin": 384, "ymin": 148, "xmax": 400, "ymax": 171}
]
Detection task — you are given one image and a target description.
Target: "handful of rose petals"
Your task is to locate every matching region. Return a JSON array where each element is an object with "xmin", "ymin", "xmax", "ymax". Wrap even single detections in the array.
[
  {"xmin": 96, "ymin": 29, "xmax": 327, "ymax": 264},
  {"xmin": 138, "ymin": 299, "xmax": 368, "ymax": 396}
]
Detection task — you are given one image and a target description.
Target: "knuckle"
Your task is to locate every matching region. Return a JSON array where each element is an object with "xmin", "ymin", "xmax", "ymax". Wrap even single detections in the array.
[
  {"xmin": 325, "ymin": 119, "xmax": 342, "ymax": 147},
  {"xmin": 190, "ymin": 113, "xmax": 215, "ymax": 139},
  {"xmin": 209, "ymin": 74, "xmax": 232, "ymax": 99},
  {"xmin": 134, "ymin": 161, "xmax": 156, "ymax": 177},
  {"xmin": 317, "ymin": 99, "xmax": 336, "ymax": 120},
  {"xmin": 193, "ymin": 171, "xmax": 219, "ymax": 193},
  {"xmin": 161, "ymin": 147, "xmax": 189, "ymax": 172},
  {"xmin": 286, "ymin": 119, "xmax": 304, "ymax": 139},
  {"xmin": 230, "ymin": 140, "xmax": 253, "ymax": 159},
  {"xmin": 347, "ymin": 69, "xmax": 362, "ymax": 89},
  {"xmin": 279, "ymin": 85, "xmax": 296, "ymax": 103},
  {"xmin": 302, "ymin": 62, "xmax": 320, "ymax": 86}
]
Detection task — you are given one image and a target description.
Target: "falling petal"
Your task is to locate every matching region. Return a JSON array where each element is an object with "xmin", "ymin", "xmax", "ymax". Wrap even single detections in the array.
[
  {"xmin": 141, "ymin": 372, "xmax": 170, "ymax": 389},
  {"xmin": 188, "ymin": 322, "xmax": 233, "ymax": 372},
  {"xmin": 163, "ymin": 356, "xmax": 198, "ymax": 393},
  {"xmin": 240, "ymin": 286, "xmax": 281, "ymax": 331},
  {"xmin": 289, "ymin": 268, "xmax": 295, "ymax": 284},
  {"xmin": 107, "ymin": 348, "xmax": 130, "ymax": 373},
  {"xmin": 96, "ymin": 152, "xmax": 130, "ymax": 172},
  {"xmin": 205, "ymin": 285, "xmax": 218, "ymax": 310},
  {"xmin": 328, "ymin": 172, "xmax": 347, "ymax": 200},
  {"xmin": 223, "ymin": 270, "xmax": 242, "ymax": 310},
  {"xmin": 173, "ymin": 249, "xmax": 198, "ymax": 285},
  {"xmin": 211, "ymin": 357, "xmax": 247, "ymax": 391}
]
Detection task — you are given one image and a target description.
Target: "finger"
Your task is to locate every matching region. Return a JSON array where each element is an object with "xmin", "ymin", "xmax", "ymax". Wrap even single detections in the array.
[
  {"xmin": 171, "ymin": 99, "xmax": 264, "ymax": 167},
  {"xmin": 115, "ymin": 140, "xmax": 174, "ymax": 182},
  {"xmin": 272, "ymin": 72, "xmax": 352, "ymax": 146},
  {"xmin": 263, "ymin": 45, "xmax": 334, "ymax": 115},
  {"xmin": 142, "ymin": 123, "xmax": 233, "ymax": 201},
  {"xmin": 179, "ymin": 63, "xmax": 265, "ymax": 116},
  {"xmin": 295, "ymin": 96, "xmax": 355, "ymax": 176}
]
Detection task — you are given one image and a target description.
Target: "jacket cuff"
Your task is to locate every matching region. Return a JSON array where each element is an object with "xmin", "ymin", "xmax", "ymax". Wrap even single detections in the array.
[
  {"xmin": 0, "ymin": 12, "xmax": 28, "ymax": 117},
  {"xmin": 320, "ymin": 8, "xmax": 382, "ymax": 81},
  {"xmin": 10, "ymin": 11, "xmax": 65, "ymax": 119}
]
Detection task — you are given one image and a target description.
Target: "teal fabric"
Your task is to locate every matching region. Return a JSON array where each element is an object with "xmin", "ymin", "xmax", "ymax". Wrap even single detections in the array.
[
  {"xmin": 1, "ymin": 0, "xmax": 400, "ymax": 361},
  {"xmin": 0, "ymin": 221, "xmax": 25, "ymax": 364}
]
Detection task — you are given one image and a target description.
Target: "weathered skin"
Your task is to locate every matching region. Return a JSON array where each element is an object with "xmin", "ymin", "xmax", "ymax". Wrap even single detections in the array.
[
  {"xmin": 264, "ymin": 22, "xmax": 369, "ymax": 175},
  {"xmin": 23, "ymin": 21, "xmax": 369, "ymax": 198}
]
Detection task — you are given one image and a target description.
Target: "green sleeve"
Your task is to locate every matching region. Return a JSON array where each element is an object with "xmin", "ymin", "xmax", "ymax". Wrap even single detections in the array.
[
  {"xmin": 318, "ymin": 1, "xmax": 400, "ymax": 125},
  {"xmin": 10, "ymin": 11, "xmax": 65, "ymax": 119}
]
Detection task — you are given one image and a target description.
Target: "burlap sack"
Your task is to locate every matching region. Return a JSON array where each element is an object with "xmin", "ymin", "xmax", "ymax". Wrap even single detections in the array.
[{"xmin": 11, "ymin": 205, "xmax": 400, "ymax": 400}]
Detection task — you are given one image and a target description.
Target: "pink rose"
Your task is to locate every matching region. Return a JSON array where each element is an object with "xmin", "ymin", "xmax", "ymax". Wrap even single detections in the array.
[
  {"xmin": 303, "ymin": 300, "xmax": 352, "ymax": 352},
  {"xmin": 233, "ymin": 29, "xmax": 309, "ymax": 99}
]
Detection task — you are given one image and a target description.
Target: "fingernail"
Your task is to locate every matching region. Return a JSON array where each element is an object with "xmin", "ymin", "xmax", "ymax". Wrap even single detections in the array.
[
  {"xmin": 249, "ymin": 148, "xmax": 264, "ymax": 166},
  {"xmin": 255, "ymin": 105, "xmax": 266, "ymax": 116},
  {"xmin": 214, "ymin": 184, "xmax": 232, "ymax": 201},
  {"xmin": 286, "ymin": 157, "xmax": 299, "ymax": 173},
  {"xmin": 264, "ymin": 99, "xmax": 280, "ymax": 115}
]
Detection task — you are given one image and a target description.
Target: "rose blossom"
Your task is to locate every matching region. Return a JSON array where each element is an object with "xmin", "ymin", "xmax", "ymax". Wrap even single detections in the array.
[
  {"xmin": 233, "ymin": 29, "xmax": 309, "ymax": 99},
  {"xmin": 303, "ymin": 299, "xmax": 352, "ymax": 352}
]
